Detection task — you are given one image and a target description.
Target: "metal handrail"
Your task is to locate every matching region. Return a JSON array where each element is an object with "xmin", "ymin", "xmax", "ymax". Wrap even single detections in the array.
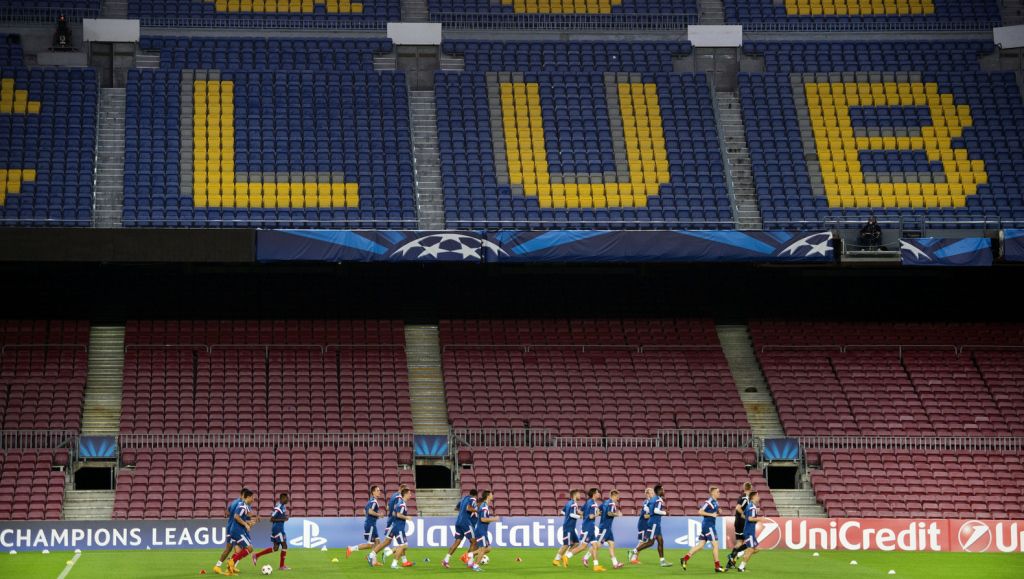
[
  {"xmin": 742, "ymin": 19, "xmax": 1001, "ymax": 33},
  {"xmin": 1, "ymin": 344, "xmax": 88, "ymax": 354},
  {"xmin": 118, "ymin": 431, "xmax": 413, "ymax": 449},
  {"xmin": 0, "ymin": 6, "xmax": 99, "ymax": 23},
  {"xmin": 432, "ymin": 12, "xmax": 698, "ymax": 31},
  {"xmin": 0, "ymin": 430, "xmax": 78, "ymax": 450},
  {"xmin": 800, "ymin": 435, "xmax": 1024, "ymax": 452},
  {"xmin": 138, "ymin": 17, "xmax": 387, "ymax": 31},
  {"xmin": 124, "ymin": 344, "xmax": 210, "ymax": 353}
]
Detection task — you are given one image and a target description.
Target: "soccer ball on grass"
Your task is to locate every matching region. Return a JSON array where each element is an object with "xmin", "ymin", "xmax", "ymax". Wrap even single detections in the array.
[{"xmin": 261, "ymin": 564, "xmax": 273, "ymax": 575}]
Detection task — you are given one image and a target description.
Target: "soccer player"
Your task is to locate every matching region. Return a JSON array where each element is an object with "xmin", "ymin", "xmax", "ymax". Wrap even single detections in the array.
[
  {"xmin": 227, "ymin": 490, "xmax": 258, "ymax": 574},
  {"xmin": 253, "ymin": 492, "xmax": 290, "ymax": 571},
  {"xmin": 736, "ymin": 490, "xmax": 764, "ymax": 573},
  {"xmin": 682, "ymin": 486, "xmax": 724, "ymax": 573},
  {"xmin": 468, "ymin": 490, "xmax": 499, "ymax": 571},
  {"xmin": 726, "ymin": 482, "xmax": 753, "ymax": 570},
  {"xmin": 382, "ymin": 487, "xmax": 415, "ymax": 569},
  {"xmin": 553, "ymin": 489, "xmax": 583, "ymax": 568},
  {"xmin": 580, "ymin": 488, "xmax": 604, "ymax": 571},
  {"xmin": 629, "ymin": 487, "xmax": 654, "ymax": 564},
  {"xmin": 594, "ymin": 489, "xmax": 624, "ymax": 570},
  {"xmin": 443, "ymin": 489, "xmax": 478, "ymax": 568},
  {"xmin": 634, "ymin": 484, "xmax": 671, "ymax": 567},
  {"xmin": 215, "ymin": 487, "xmax": 250, "ymax": 576},
  {"xmin": 348, "ymin": 485, "xmax": 387, "ymax": 559},
  {"xmin": 369, "ymin": 485, "xmax": 409, "ymax": 567}
]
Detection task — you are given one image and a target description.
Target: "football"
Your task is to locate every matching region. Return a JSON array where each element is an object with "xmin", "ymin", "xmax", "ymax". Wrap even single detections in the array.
[{"xmin": 260, "ymin": 564, "xmax": 273, "ymax": 575}]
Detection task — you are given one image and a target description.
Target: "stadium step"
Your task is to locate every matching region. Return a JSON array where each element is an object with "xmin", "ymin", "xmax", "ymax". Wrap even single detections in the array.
[
  {"xmin": 408, "ymin": 91, "xmax": 446, "ymax": 229},
  {"xmin": 712, "ymin": 92, "xmax": 762, "ymax": 231},
  {"xmin": 101, "ymin": 0, "xmax": 129, "ymax": 19},
  {"xmin": 374, "ymin": 52, "xmax": 398, "ymax": 71},
  {"xmin": 700, "ymin": 0, "xmax": 726, "ymax": 24},
  {"xmin": 769, "ymin": 489, "xmax": 828, "ymax": 518},
  {"xmin": 93, "ymin": 88, "xmax": 127, "ymax": 228},
  {"xmin": 401, "ymin": 0, "xmax": 430, "ymax": 22},
  {"xmin": 440, "ymin": 56, "xmax": 465, "ymax": 71},
  {"xmin": 82, "ymin": 325, "xmax": 126, "ymax": 435},
  {"xmin": 414, "ymin": 488, "xmax": 462, "ymax": 516},
  {"xmin": 135, "ymin": 51, "xmax": 160, "ymax": 69},
  {"xmin": 405, "ymin": 324, "xmax": 450, "ymax": 435},
  {"xmin": 715, "ymin": 325, "xmax": 786, "ymax": 439},
  {"xmin": 62, "ymin": 486, "xmax": 115, "ymax": 521}
]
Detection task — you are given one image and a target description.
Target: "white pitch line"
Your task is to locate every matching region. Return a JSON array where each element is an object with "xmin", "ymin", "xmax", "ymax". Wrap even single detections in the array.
[{"xmin": 56, "ymin": 552, "xmax": 81, "ymax": 579}]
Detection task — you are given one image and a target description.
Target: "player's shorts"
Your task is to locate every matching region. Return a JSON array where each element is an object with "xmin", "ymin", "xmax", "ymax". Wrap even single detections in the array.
[
  {"xmin": 364, "ymin": 523, "xmax": 380, "ymax": 543},
  {"xmin": 597, "ymin": 528, "xmax": 614, "ymax": 544},
  {"xmin": 580, "ymin": 528, "xmax": 596, "ymax": 544},
  {"xmin": 743, "ymin": 533, "xmax": 759, "ymax": 549},
  {"xmin": 229, "ymin": 532, "xmax": 252, "ymax": 548},
  {"xmin": 475, "ymin": 532, "xmax": 491, "ymax": 549},
  {"xmin": 649, "ymin": 523, "xmax": 663, "ymax": 538},
  {"xmin": 734, "ymin": 530, "xmax": 745, "ymax": 543},
  {"xmin": 453, "ymin": 524, "xmax": 476, "ymax": 542},
  {"xmin": 699, "ymin": 525, "xmax": 717, "ymax": 542},
  {"xmin": 387, "ymin": 530, "xmax": 407, "ymax": 546},
  {"xmin": 637, "ymin": 527, "xmax": 650, "ymax": 542},
  {"xmin": 271, "ymin": 531, "xmax": 287, "ymax": 546},
  {"xmin": 561, "ymin": 528, "xmax": 580, "ymax": 546}
]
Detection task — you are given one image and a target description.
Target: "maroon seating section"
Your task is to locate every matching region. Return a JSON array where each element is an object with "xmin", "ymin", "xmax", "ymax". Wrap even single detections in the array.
[
  {"xmin": 442, "ymin": 319, "xmax": 748, "ymax": 434},
  {"xmin": 0, "ymin": 320, "xmax": 89, "ymax": 431},
  {"xmin": 751, "ymin": 322, "xmax": 1024, "ymax": 436},
  {"xmin": 459, "ymin": 447, "xmax": 775, "ymax": 517},
  {"xmin": 114, "ymin": 447, "xmax": 415, "ymax": 519},
  {"xmin": 120, "ymin": 320, "xmax": 411, "ymax": 433},
  {"xmin": 808, "ymin": 449, "xmax": 1024, "ymax": 519},
  {"xmin": 0, "ymin": 449, "xmax": 69, "ymax": 520}
]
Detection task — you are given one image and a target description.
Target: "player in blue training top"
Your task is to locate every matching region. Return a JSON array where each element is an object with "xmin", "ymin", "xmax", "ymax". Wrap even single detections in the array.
[
  {"xmin": 348, "ymin": 485, "xmax": 387, "ymax": 562},
  {"xmin": 580, "ymin": 488, "xmax": 605, "ymax": 571},
  {"xmin": 553, "ymin": 489, "xmax": 585, "ymax": 568},
  {"xmin": 252, "ymin": 492, "xmax": 290, "ymax": 571},
  {"xmin": 629, "ymin": 487, "xmax": 655, "ymax": 564},
  {"xmin": 634, "ymin": 484, "xmax": 671, "ymax": 567},
  {"xmin": 466, "ymin": 490, "xmax": 500, "ymax": 572},
  {"xmin": 376, "ymin": 487, "xmax": 415, "ymax": 569},
  {"xmin": 226, "ymin": 489, "xmax": 259, "ymax": 574},
  {"xmin": 214, "ymin": 487, "xmax": 250, "ymax": 576},
  {"xmin": 682, "ymin": 486, "xmax": 724, "ymax": 573},
  {"xmin": 443, "ymin": 488, "xmax": 479, "ymax": 568},
  {"xmin": 369, "ymin": 484, "xmax": 410, "ymax": 567},
  {"xmin": 736, "ymin": 490, "xmax": 764, "ymax": 573},
  {"xmin": 593, "ymin": 489, "xmax": 624, "ymax": 570}
]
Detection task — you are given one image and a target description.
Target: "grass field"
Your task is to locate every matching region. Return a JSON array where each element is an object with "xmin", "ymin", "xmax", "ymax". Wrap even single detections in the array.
[{"xmin": 1, "ymin": 547, "xmax": 1022, "ymax": 579}]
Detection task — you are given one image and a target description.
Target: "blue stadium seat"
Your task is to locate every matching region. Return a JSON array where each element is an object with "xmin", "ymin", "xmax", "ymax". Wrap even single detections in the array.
[
  {"xmin": 725, "ymin": 0, "xmax": 1000, "ymax": 27},
  {"xmin": 128, "ymin": 0, "xmax": 399, "ymax": 23}
]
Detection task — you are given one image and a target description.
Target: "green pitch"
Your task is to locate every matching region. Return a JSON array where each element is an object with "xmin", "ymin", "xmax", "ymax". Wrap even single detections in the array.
[{"xmin": 1, "ymin": 547, "xmax": 1021, "ymax": 579}]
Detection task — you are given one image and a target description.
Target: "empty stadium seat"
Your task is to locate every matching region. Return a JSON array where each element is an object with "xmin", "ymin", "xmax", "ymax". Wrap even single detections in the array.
[
  {"xmin": 0, "ymin": 320, "xmax": 89, "ymax": 431},
  {"xmin": 740, "ymin": 41, "xmax": 1024, "ymax": 229},
  {"xmin": 429, "ymin": 0, "xmax": 698, "ymax": 18},
  {"xmin": 725, "ymin": 0, "xmax": 1001, "ymax": 27},
  {"xmin": 113, "ymin": 447, "xmax": 414, "ymax": 519},
  {"xmin": 123, "ymin": 38, "xmax": 415, "ymax": 228},
  {"xmin": 120, "ymin": 320, "xmax": 411, "ymax": 432},
  {"xmin": 437, "ymin": 41, "xmax": 731, "ymax": 229},
  {"xmin": 0, "ymin": 60, "xmax": 96, "ymax": 227},
  {"xmin": 441, "ymin": 319, "xmax": 748, "ymax": 433},
  {"xmin": 128, "ymin": 0, "xmax": 399, "ymax": 23},
  {"xmin": 0, "ymin": 449, "xmax": 67, "ymax": 520},
  {"xmin": 460, "ymin": 447, "xmax": 775, "ymax": 518}
]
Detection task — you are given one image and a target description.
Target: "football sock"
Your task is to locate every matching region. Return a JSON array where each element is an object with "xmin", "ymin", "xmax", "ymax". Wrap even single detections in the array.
[
  {"xmin": 592, "ymin": 559, "xmax": 600, "ymax": 567},
  {"xmin": 684, "ymin": 555, "xmax": 691, "ymax": 562},
  {"xmin": 351, "ymin": 545, "xmax": 362, "ymax": 552},
  {"xmin": 444, "ymin": 554, "xmax": 451, "ymax": 563},
  {"xmin": 280, "ymin": 550, "xmax": 287, "ymax": 567},
  {"xmin": 254, "ymin": 547, "xmax": 273, "ymax": 560},
  {"xmin": 611, "ymin": 557, "xmax": 619, "ymax": 566},
  {"xmin": 215, "ymin": 562, "xmax": 222, "ymax": 567},
  {"xmin": 566, "ymin": 552, "xmax": 574, "ymax": 559},
  {"xmin": 231, "ymin": 547, "xmax": 251, "ymax": 563},
  {"xmin": 739, "ymin": 562, "xmax": 746, "ymax": 571}
]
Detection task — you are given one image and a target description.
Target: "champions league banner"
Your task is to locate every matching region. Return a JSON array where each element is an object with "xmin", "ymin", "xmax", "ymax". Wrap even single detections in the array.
[
  {"xmin": 2, "ymin": 517, "xmax": 1023, "ymax": 553},
  {"xmin": 256, "ymin": 230, "xmax": 835, "ymax": 263},
  {"xmin": 1002, "ymin": 229, "xmax": 1024, "ymax": 262},
  {"xmin": 899, "ymin": 237, "xmax": 993, "ymax": 267}
]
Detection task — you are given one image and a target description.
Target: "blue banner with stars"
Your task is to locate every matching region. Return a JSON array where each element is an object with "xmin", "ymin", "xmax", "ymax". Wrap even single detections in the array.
[
  {"xmin": 256, "ymin": 230, "xmax": 835, "ymax": 263},
  {"xmin": 900, "ymin": 237, "xmax": 993, "ymax": 267}
]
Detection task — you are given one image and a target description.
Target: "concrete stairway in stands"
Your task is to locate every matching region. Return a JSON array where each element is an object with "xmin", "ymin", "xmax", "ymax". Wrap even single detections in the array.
[
  {"xmin": 93, "ymin": 88, "xmax": 126, "ymax": 228},
  {"xmin": 405, "ymin": 325, "xmax": 449, "ymax": 435},
  {"xmin": 700, "ymin": 0, "xmax": 726, "ymax": 24},
  {"xmin": 713, "ymin": 93, "xmax": 761, "ymax": 230},
  {"xmin": 414, "ymin": 488, "xmax": 462, "ymax": 516},
  {"xmin": 716, "ymin": 325, "xmax": 785, "ymax": 439},
  {"xmin": 63, "ymin": 486, "xmax": 115, "ymax": 520},
  {"xmin": 402, "ymin": 0, "xmax": 430, "ymax": 22},
  {"xmin": 771, "ymin": 488, "xmax": 828, "ymax": 518},
  {"xmin": 101, "ymin": 0, "xmax": 129, "ymax": 19},
  {"xmin": 408, "ymin": 92, "xmax": 445, "ymax": 229},
  {"xmin": 81, "ymin": 325, "xmax": 125, "ymax": 435}
]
